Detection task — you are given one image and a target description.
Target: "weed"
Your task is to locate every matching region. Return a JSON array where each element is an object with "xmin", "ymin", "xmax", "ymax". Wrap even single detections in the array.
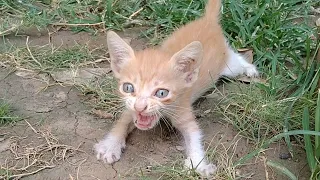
[
  {"xmin": 0, "ymin": 99, "xmax": 18, "ymax": 125},
  {"xmin": 0, "ymin": 44, "xmax": 105, "ymax": 72}
]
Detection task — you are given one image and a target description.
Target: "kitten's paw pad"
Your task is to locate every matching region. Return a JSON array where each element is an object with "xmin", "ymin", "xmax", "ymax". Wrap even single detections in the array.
[
  {"xmin": 244, "ymin": 64, "xmax": 259, "ymax": 77},
  {"xmin": 94, "ymin": 135, "xmax": 125, "ymax": 164},
  {"xmin": 184, "ymin": 158, "xmax": 217, "ymax": 177}
]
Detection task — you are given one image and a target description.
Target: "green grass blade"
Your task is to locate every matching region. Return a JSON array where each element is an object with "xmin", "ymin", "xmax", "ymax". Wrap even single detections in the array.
[
  {"xmin": 266, "ymin": 160, "xmax": 297, "ymax": 180},
  {"xmin": 284, "ymin": 102, "xmax": 295, "ymax": 155},
  {"xmin": 311, "ymin": 165, "xmax": 320, "ymax": 180},
  {"xmin": 315, "ymin": 89, "xmax": 320, "ymax": 152},
  {"xmin": 234, "ymin": 130, "xmax": 320, "ymax": 166},
  {"xmin": 302, "ymin": 107, "xmax": 316, "ymax": 171}
]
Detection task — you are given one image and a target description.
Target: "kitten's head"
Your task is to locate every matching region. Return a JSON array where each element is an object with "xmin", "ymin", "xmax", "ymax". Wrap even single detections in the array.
[{"xmin": 107, "ymin": 31, "xmax": 203, "ymax": 130}]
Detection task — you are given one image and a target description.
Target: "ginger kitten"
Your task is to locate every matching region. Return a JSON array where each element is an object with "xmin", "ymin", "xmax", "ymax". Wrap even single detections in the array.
[{"xmin": 95, "ymin": 0, "xmax": 258, "ymax": 177}]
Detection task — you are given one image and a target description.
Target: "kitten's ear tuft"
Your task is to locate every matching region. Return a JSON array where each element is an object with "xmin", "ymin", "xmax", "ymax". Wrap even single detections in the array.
[
  {"xmin": 107, "ymin": 31, "xmax": 135, "ymax": 78},
  {"xmin": 170, "ymin": 41, "xmax": 203, "ymax": 86}
]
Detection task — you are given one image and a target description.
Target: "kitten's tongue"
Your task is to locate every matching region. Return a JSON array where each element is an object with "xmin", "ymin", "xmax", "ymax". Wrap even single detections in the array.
[{"xmin": 138, "ymin": 114, "xmax": 154, "ymax": 127}]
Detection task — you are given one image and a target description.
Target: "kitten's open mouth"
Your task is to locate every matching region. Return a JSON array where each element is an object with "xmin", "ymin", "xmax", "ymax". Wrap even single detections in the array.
[{"xmin": 135, "ymin": 114, "xmax": 157, "ymax": 130}]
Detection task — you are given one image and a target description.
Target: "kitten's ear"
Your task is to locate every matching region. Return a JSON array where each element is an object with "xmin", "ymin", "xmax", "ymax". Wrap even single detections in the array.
[
  {"xmin": 107, "ymin": 31, "xmax": 135, "ymax": 78},
  {"xmin": 170, "ymin": 41, "xmax": 203, "ymax": 86}
]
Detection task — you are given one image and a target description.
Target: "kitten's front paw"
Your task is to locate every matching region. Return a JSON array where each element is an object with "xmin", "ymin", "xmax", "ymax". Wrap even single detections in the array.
[
  {"xmin": 244, "ymin": 64, "xmax": 259, "ymax": 77},
  {"xmin": 94, "ymin": 135, "xmax": 126, "ymax": 164},
  {"xmin": 184, "ymin": 157, "xmax": 217, "ymax": 177}
]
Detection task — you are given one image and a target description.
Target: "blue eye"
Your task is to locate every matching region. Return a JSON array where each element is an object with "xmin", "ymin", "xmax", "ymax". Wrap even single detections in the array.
[
  {"xmin": 155, "ymin": 89, "xmax": 169, "ymax": 98},
  {"xmin": 123, "ymin": 83, "xmax": 134, "ymax": 93}
]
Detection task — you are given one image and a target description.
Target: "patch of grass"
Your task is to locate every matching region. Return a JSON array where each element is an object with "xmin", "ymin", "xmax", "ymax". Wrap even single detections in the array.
[
  {"xmin": 76, "ymin": 75, "xmax": 123, "ymax": 116},
  {"xmin": 0, "ymin": 99, "xmax": 18, "ymax": 125},
  {"xmin": 302, "ymin": 91, "xmax": 320, "ymax": 179},
  {"xmin": 0, "ymin": 0, "xmax": 206, "ymax": 37},
  {"xmin": 217, "ymin": 81, "xmax": 319, "ymax": 142},
  {"xmin": 218, "ymin": 82, "xmax": 290, "ymax": 142},
  {"xmin": 0, "ymin": 44, "xmax": 105, "ymax": 72},
  {"xmin": 217, "ymin": 0, "xmax": 320, "ymax": 178}
]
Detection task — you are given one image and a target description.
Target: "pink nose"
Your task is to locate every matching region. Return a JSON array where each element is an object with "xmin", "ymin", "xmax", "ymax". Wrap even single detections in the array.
[{"xmin": 134, "ymin": 103, "xmax": 147, "ymax": 112}]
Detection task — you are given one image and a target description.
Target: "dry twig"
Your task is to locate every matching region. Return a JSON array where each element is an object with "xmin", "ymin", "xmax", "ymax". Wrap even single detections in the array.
[{"xmin": 0, "ymin": 122, "xmax": 84, "ymax": 179}]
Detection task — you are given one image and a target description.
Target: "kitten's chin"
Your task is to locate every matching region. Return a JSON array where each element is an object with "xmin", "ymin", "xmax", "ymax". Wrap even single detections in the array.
[{"xmin": 134, "ymin": 114, "xmax": 158, "ymax": 130}]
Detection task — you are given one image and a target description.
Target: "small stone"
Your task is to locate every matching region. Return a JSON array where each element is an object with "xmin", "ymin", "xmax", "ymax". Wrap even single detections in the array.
[
  {"xmin": 176, "ymin": 145, "xmax": 185, "ymax": 151},
  {"xmin": 279, "ymin": 153, "xmax": 292, "ymax": 160},
  {"xmin": 204, "ymin": 109, "xmax": 211, "ymax": 114}
]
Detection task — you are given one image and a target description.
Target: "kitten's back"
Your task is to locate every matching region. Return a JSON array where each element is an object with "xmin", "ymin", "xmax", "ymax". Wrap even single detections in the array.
[{"xmin": 161, "ymin": 0, "xmax": 229, "ymax": 99}]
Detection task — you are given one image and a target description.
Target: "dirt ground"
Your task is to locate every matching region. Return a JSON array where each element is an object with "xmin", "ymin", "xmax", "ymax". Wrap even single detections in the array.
[{"xmin": 0, "ymin": 29, "xmax": 311, "ymax": 179}]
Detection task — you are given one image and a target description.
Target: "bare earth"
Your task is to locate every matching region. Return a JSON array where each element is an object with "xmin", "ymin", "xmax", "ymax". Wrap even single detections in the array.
[{"xmin": 0, "ymin": 29, "xmax": 310, "ymax": 180}]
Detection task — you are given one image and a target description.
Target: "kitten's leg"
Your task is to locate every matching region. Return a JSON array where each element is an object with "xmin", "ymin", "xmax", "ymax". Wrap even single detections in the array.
[
  {"xmin": 95, "ymin": 110, "xmax": 135, "ymax": 164},
  {"xmin": 220, "ymin": 49, "xmax": 259, "ymax": 78},
  {"xmin": 172, "ymin": 111, "xmax": 217, "ymax": 177}
]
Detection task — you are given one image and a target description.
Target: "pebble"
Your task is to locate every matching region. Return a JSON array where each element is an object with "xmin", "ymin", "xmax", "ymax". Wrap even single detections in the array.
[{"xmin": 279, "ymin": 152, "xmax": 292, "ymax": 160}]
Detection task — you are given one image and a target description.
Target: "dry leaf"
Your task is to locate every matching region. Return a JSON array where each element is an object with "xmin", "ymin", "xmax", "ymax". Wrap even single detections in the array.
[
  {"xmin": 238, "ymin": 48, "xmax": 254, "ymax": 63},
  {"xmin": 237, "ymin": 76, "xmax": 267, "ymax": 84},
  {"xmin": 15, "ymin": 69, "xmax": 37, "ymax": 79},
  {"xmin": 15, "ymin": 68, "xmax": 50, "ymax": 83},
  {"xmin": 50, "ymin": 68, "xmax": 111, "ymax": 85},
  {"xmin": 92, "ymin": 109, "xmax": 113, "ymax": 119}
]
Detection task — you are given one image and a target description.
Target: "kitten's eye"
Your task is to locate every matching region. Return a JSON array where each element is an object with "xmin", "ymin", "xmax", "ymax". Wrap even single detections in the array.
[
  {"xmin": 123, "ymin": 83, "xmax": 134, "ymax": 93},
  {"xmin": 155, "ymin": 89, "xmax": 169, "ymax": 98}
]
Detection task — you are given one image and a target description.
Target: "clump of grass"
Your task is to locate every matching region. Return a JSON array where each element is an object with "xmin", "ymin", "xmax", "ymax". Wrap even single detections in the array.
[
  {"xmin": 0, "ymin": 44, "xmax": 104, "ymax": 72},
  {"xmin": 0, "ymin": 99, "xmax": 18, "ymax": 125},
  {"xmin": 0, "ymin": 0, "xmax": 206, "ymax": 37},
  {"xmin": 76, "ymin": 75, "xmax": 123, "ymax": 116},
  {"xmin": 302, "ymin": 91, "xmax": 320, "ymax": 179},
  {"xmin": 218, "ymin": 81, "xmax": 318, "ymax": 143},
  {"xmin": 222, "ymin": 0, "xmax": 317, "ymax": 95},
  {"xmin": 216, "ymin": 0, "xmax": 319, "ymax": 177},
  {"xmin": 219, "ymin": 82, "xmax": 290, "ymax": 142}
]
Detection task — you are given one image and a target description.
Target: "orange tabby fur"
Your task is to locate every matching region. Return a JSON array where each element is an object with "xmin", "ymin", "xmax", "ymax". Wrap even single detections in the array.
[{"xmin": 95, "ymin": 0, "xmax": 258, "ymax": 177}]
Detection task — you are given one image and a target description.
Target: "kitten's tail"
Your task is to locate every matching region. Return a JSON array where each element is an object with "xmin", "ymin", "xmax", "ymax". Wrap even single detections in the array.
[{"xmin": 204, "ymin": 0, "xmax": 221, "ymax": 22}]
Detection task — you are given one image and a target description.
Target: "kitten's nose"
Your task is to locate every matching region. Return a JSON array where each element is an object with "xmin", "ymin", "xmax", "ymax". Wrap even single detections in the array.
[
  {"xmin": 134, "ymin": 98, "xmax": 148, "ymax": 112},
  {"xmin": 134, "ymin": 103, "xmax": 147, "ymax": 112}
]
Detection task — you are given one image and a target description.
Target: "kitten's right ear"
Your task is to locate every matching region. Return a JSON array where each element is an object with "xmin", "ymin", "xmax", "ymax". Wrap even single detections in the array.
[
  {"xmin": 107, "ymin": 31, "xmax": 135, "ymax": 78},
  {"xmin": 169, "ymin": 41, "xmax": 203, "ymax": 87}
]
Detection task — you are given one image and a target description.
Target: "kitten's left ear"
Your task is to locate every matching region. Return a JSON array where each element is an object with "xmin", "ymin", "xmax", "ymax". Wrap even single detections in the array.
[
  {"xmin": 107, "ymin": 31, "xmax": 135, "ymax": 78},
  {"xmin": 170, "ymin": 41, "xmax": 203, "ymax": 86}
]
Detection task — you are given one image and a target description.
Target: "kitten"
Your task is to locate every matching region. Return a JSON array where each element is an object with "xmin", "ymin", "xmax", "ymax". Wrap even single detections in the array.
[{"xmin": 95, "ymin": 0, "xmax": 258, "ymax": 177}]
